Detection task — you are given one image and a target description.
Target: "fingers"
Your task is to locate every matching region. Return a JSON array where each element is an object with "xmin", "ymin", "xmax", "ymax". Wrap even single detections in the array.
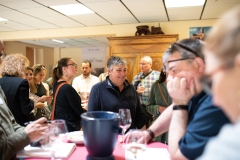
[{"xmin": 32, "ymin": 117, "xmax": 47, "ymax": 124}]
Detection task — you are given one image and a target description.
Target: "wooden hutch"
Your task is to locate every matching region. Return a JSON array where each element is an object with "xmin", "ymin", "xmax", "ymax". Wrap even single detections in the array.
[{"xmin": 108, "ymin": 35, "xmax": 179, "ymax": 82}]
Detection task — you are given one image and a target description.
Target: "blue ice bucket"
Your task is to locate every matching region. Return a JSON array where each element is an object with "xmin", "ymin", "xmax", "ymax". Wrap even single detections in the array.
[{"xmin": 81, "ymin": 111, "xmax": 119, "ymax": 159}]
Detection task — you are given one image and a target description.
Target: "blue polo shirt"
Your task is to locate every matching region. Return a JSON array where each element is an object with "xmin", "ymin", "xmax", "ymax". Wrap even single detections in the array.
[{"xmin": 179, "ymin": 91, "xmax": 230, "ymax": 160}]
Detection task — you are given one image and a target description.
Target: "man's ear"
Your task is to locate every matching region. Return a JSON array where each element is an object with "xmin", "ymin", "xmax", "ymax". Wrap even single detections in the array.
[{"xmin": 194, "ymin": 57, "xmax": 205, "ymax": 73}]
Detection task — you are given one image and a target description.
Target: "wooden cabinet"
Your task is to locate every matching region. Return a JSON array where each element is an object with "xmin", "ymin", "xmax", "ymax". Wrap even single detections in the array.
[{"xmin": 108, "ymin": 35, "xmax": 179, "ymax": 82}]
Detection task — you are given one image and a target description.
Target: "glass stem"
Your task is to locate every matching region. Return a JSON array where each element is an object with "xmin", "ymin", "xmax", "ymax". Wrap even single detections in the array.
[{"xmin": 51, "ymin": 151, "xmax": 55, "ymax": 160}]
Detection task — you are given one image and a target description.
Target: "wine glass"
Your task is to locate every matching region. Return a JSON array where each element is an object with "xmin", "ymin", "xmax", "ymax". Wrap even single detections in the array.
[
  {"xmin": 119, "ymin": 108, "xmax": 132, "ymax": 135},
  {"xmin": 124, "ymin": 129, "xmax": 147, "ymax": 160},
  {"xmin": 41, "ymin": 120, "xmax": 68, "ymax": 160}
]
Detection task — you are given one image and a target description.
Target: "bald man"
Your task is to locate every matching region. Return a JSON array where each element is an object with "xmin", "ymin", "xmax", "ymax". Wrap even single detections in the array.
[{"xmin": 132, "ymin": 56, "xmax": 160, "ymax": 127}]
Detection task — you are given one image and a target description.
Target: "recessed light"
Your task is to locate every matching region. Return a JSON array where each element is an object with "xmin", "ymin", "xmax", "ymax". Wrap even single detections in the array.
[
  {"xmin": 50, "ymin": 4, "xmax": 94, "ymax": 15},
  {"xmin": 165, "ymin": 0, "xmax": 205, "ymax": 8},
  {"xmin": 52, "ymin": 39, "xmax": 64, "ymax": 43},
  {"xmin": 0, "ymin": 17, "xmax": 8, "ymax": 22}
]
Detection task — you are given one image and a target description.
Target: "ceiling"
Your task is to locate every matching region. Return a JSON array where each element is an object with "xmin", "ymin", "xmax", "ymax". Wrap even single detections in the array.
[{"xmin": 0, "ymin": 0, "xmax": 240, "ymax": 48}]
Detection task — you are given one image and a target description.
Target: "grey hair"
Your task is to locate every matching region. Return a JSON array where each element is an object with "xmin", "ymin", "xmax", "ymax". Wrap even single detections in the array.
[
  {"xmin": 107, "ymin": 56, "xmax": 127, "ymax": 71},
  {"xmin": 162, "ymin": 38, "xmax": 204, "ymax": 63},
  {"xmin": 141, "ymin": 56, "xmax": 152, "ymax": 65}
]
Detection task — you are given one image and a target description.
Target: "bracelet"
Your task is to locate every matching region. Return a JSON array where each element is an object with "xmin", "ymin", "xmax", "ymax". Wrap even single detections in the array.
[
  {"xmin": 173, "ymin": 105, "xmax": 188, "ymax": 110},
  {"xmin": 146, "ymin": 129, "xmax": 155, "ymax": 140}
]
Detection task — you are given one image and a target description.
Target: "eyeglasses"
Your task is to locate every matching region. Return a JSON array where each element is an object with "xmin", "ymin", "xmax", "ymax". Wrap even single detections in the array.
[
  {"xmin": 163, "ymin": 42, "xmax": 199, "ymax": 70},
  {"xmin": 67, "ymin": 63, "xmax": 78, "ymax": 67},
  {"xmin": 169, "ymin": 42, "xmax": 199, "ymax": 57},
  {"xmin": 163, "ymin": 58, "xmax": 195, "ymax": 70},
  {"xmin": 200, "ymin": 59, "xmax": 234, "ymax": 94},
  {"xmin": 139, "ymin": 63, "xmax": 149, "ymax": 66}
]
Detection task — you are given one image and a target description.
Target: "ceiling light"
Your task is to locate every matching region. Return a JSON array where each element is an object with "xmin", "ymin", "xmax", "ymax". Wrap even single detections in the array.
[
  {"xmin": 52, "ymin": 39, "xmax": 64, "ymax": 43},
  {"xmin": 50, "ymin": 4, "xmax": 94, "ymax": 15},
  {"xmin": 165, "ymin": 0, "xmax": 205, "ymax": 8},
  {"xmin": 0, "ymin": 17, "xmax": 8, "ymax": 21}
]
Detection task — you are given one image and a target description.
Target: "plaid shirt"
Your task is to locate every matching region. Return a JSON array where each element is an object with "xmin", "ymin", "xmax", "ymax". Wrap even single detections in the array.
[{"xmin": 132, "ymin": 70, "xmax": 160, "ymax": 105}]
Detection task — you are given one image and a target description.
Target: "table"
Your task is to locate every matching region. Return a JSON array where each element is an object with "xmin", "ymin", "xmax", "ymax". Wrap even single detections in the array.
[{"xmin": 25, "ymin": 139, "xmax": 168, "ymax": 160}]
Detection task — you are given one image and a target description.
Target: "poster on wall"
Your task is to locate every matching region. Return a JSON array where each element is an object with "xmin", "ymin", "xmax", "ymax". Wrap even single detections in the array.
[
  {"xmin": 189, "ymin": 26, "xmax": 212, "ymax": 41},
  {"xmin": 82, "ymin": 47, "xmax": 106, "ymax": 77}
]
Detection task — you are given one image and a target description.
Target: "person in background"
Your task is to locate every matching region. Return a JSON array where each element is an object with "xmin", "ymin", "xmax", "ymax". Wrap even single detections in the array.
[
  {"xmin": 72, "ymin": 60, "xmax": 99, "ymax": 110},
  {"xmin": 88, "ymin": 56, "xmax": 146, "ymax": 131},
  {"xmin": 46, "ymin": 77, "xmax": 53, "ymax": 91},
  {"xmin": 0, "ymin": 53, "xmax": 35, "ymax": 126},
  {"xmin": 25, "ymin": 67, "xmax": 33, "ymax": 82},
  {"xmin": 98, "ymin": 71, "xmax": 108, "ymax": 81},
  {"xmin": 146, "ymin": 69, "xmax": 172, "ymax": 143},
  {"xmin": 29, "ymin": 64, "xmax": 52, "ymax": 120},
  {"xmin": 52, "ymin": 57, "xmax": 85, "ymax": 132},
  {"xmin": 198, "ymin": 5, "xmax": 240, "ymax": 159},
  {"xmin": 0, "ymin": 40, "xmax": 47, "ymax": 160},
  {"xmin": 141, "ymin": 38, "xmax": 230, "ymax": 160},
  {"xmin": 132, "ymin": 56, "xmax": 160, "ymax": 128}
]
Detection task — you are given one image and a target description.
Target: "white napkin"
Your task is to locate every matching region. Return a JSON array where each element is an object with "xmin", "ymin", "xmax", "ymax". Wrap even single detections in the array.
[{"xmin": 125, "ymin": 148, "xmax": 170, "ymax": 160}]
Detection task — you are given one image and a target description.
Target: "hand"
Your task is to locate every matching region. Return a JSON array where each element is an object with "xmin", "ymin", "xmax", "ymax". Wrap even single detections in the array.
[
  {"xmin": 35, "ymin": 102, "xmax": 45, "ymax": 108},
  {"xmin": 137, "ymin": 86, "xmax": 145, "ymax": 94},
  {"xmin": 38, "ymin": 96, "xmax": 52, "ymax": 102},
  {"xmin": 158, "ymin": 106, "xmax": 166, "ymax": 114},
  {"xmin": 143, "ymin": 130, "xmax": 151, "ymax": 143},
  {"xmin": 81, "ymin": 100, "xmax": 88, "ymax": 110},
  {"xmin": 24, "ymin": 117, "xmax": 48, "ymax": 142},
  {"xmin": 167, "ymin": 77, "xmax": 196, "ymax": 105}
]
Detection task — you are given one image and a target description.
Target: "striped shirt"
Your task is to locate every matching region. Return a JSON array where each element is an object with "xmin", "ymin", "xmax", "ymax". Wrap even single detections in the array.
[{"xmin": 132, "ymin": 70, "xmax": 160, "ymax": 105}]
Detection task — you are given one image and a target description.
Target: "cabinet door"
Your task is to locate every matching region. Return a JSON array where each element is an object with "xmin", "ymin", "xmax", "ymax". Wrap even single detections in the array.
[
  {"xmin": 113, "ymin": 53, "xmax": 140, "ymax": 83},
  {"xmin": 141, "ymin": 52, "xmax": 164, "ymax": 72}
]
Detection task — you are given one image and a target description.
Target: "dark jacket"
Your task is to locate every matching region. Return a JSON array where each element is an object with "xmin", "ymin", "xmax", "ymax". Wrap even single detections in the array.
[
  {"xmin": 88, "ymin": 77, "xmax": 146, "ymax": 130},
  {"xmin": 0, "ymin": 75, "xmax": 34, "ymax": 126},
  {"xmin": 53, "ymin": 81, "xmax": 85, "ymax": 132}
]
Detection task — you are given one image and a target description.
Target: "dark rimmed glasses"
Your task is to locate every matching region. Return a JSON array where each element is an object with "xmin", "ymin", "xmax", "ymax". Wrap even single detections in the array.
[
  {"xmin": 163, "ymin": 42, "xmax": 199, "ymax": 70},
  {"xmin": 67, "ymin": 63, "xmax": 78, "ymax": 67},
  {"xmin": 200, "ymin": 59, "xmax": 234, "ymax": 94}
]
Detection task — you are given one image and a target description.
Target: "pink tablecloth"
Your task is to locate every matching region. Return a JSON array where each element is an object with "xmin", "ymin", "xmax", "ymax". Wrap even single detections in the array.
[{"xmin": 25, "ymin": 138, "xmax": 168, "ymax": 160}]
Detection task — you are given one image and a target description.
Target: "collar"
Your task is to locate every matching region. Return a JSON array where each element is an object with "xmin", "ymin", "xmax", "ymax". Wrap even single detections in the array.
[
  {"xmin": 106, "ymin": 77, "xmax": 129, "ymax": 92},
  {"xmin": 142, "ymin": 69, "xmax": 152, "ymax": 76},
  {"xmin": 80, "ymin": 74, "xmax": 91, "ymax": 79}
]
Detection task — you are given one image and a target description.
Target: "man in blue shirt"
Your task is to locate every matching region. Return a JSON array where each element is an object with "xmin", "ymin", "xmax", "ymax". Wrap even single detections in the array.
[{"xmin": 143, "ymin": 39, "xmax": 230, "ymax": 160}]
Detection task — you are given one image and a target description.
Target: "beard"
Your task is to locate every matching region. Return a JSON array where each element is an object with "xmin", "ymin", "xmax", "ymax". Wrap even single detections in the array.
[{"xmin": 83, "ymin": 72, "xmax": 90, "ymax": 77}]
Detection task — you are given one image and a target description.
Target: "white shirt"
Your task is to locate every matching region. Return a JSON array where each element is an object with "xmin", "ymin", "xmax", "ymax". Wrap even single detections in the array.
[{"xmin": 72, "ymin": 74, "xmax": 100, "ymax": 93}]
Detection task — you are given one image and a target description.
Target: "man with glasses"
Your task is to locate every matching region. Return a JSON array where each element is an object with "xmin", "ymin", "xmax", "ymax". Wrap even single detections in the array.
[
  {"xmin": 132, "ymin": 56, "xmax": 160, "ymax": 128},
  {"xmin": 143, "ymin": 39, "xmax": 230, "ymax": 159},
  {"xmin": 72, "ymin": 60, "xmax": 99, "ymax": 110}
]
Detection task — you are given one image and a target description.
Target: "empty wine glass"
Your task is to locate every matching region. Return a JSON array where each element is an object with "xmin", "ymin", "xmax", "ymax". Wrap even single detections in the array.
[
  {"xmin": 119, "ymin": 108, "xmax": 132, "ymax": 135},
  {"xmin": 124, "ymin": 129, "xmax": 147, "ymax": 160},
  {"xmin": 41, "ymin": 120, "xmax": 68, "ymax": 160}
]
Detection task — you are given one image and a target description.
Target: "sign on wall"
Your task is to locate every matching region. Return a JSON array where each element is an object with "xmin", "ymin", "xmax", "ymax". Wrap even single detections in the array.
[
  {"xmin": 189, "ymin": 26, "xmax": 212, "ymax": 40},
  {"xmin": 82, "ymin": 47, "xmax": 106, "ymax": 77}
]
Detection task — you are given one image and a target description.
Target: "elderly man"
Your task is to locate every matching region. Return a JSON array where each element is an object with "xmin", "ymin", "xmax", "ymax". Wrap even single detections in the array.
[
  {"xmin": 132, "ymin": 56, "xmax": 160, "ymax": 127},
  {"xmin": 88, "ymin": 56, "xmax": 146, "ymax": 131},
  {"xmin": 0, "ymin": 39, "xmax": 48, "ymax": 160},
  {"xmin": 143, "ymin": 39, "xmax": 230, "ymax": 160},
  {"xmin": 72, "ymin": 60, "xmax": 99, "ymax": 110}
]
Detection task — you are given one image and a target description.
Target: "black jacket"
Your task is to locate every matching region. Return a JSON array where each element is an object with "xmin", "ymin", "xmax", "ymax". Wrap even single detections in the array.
[{"xmin": 0, "ymin": 75, "xmax": 34, "ymax": 126}]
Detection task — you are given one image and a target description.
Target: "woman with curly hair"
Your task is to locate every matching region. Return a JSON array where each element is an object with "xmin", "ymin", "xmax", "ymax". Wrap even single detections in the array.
[
  {"xmin": 28, "ymin": 64, "xmax": 52, "ymax": 120},
  {"xmin": 0, "ymin": 53, "xmax": 35, "ymax": 126}
]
